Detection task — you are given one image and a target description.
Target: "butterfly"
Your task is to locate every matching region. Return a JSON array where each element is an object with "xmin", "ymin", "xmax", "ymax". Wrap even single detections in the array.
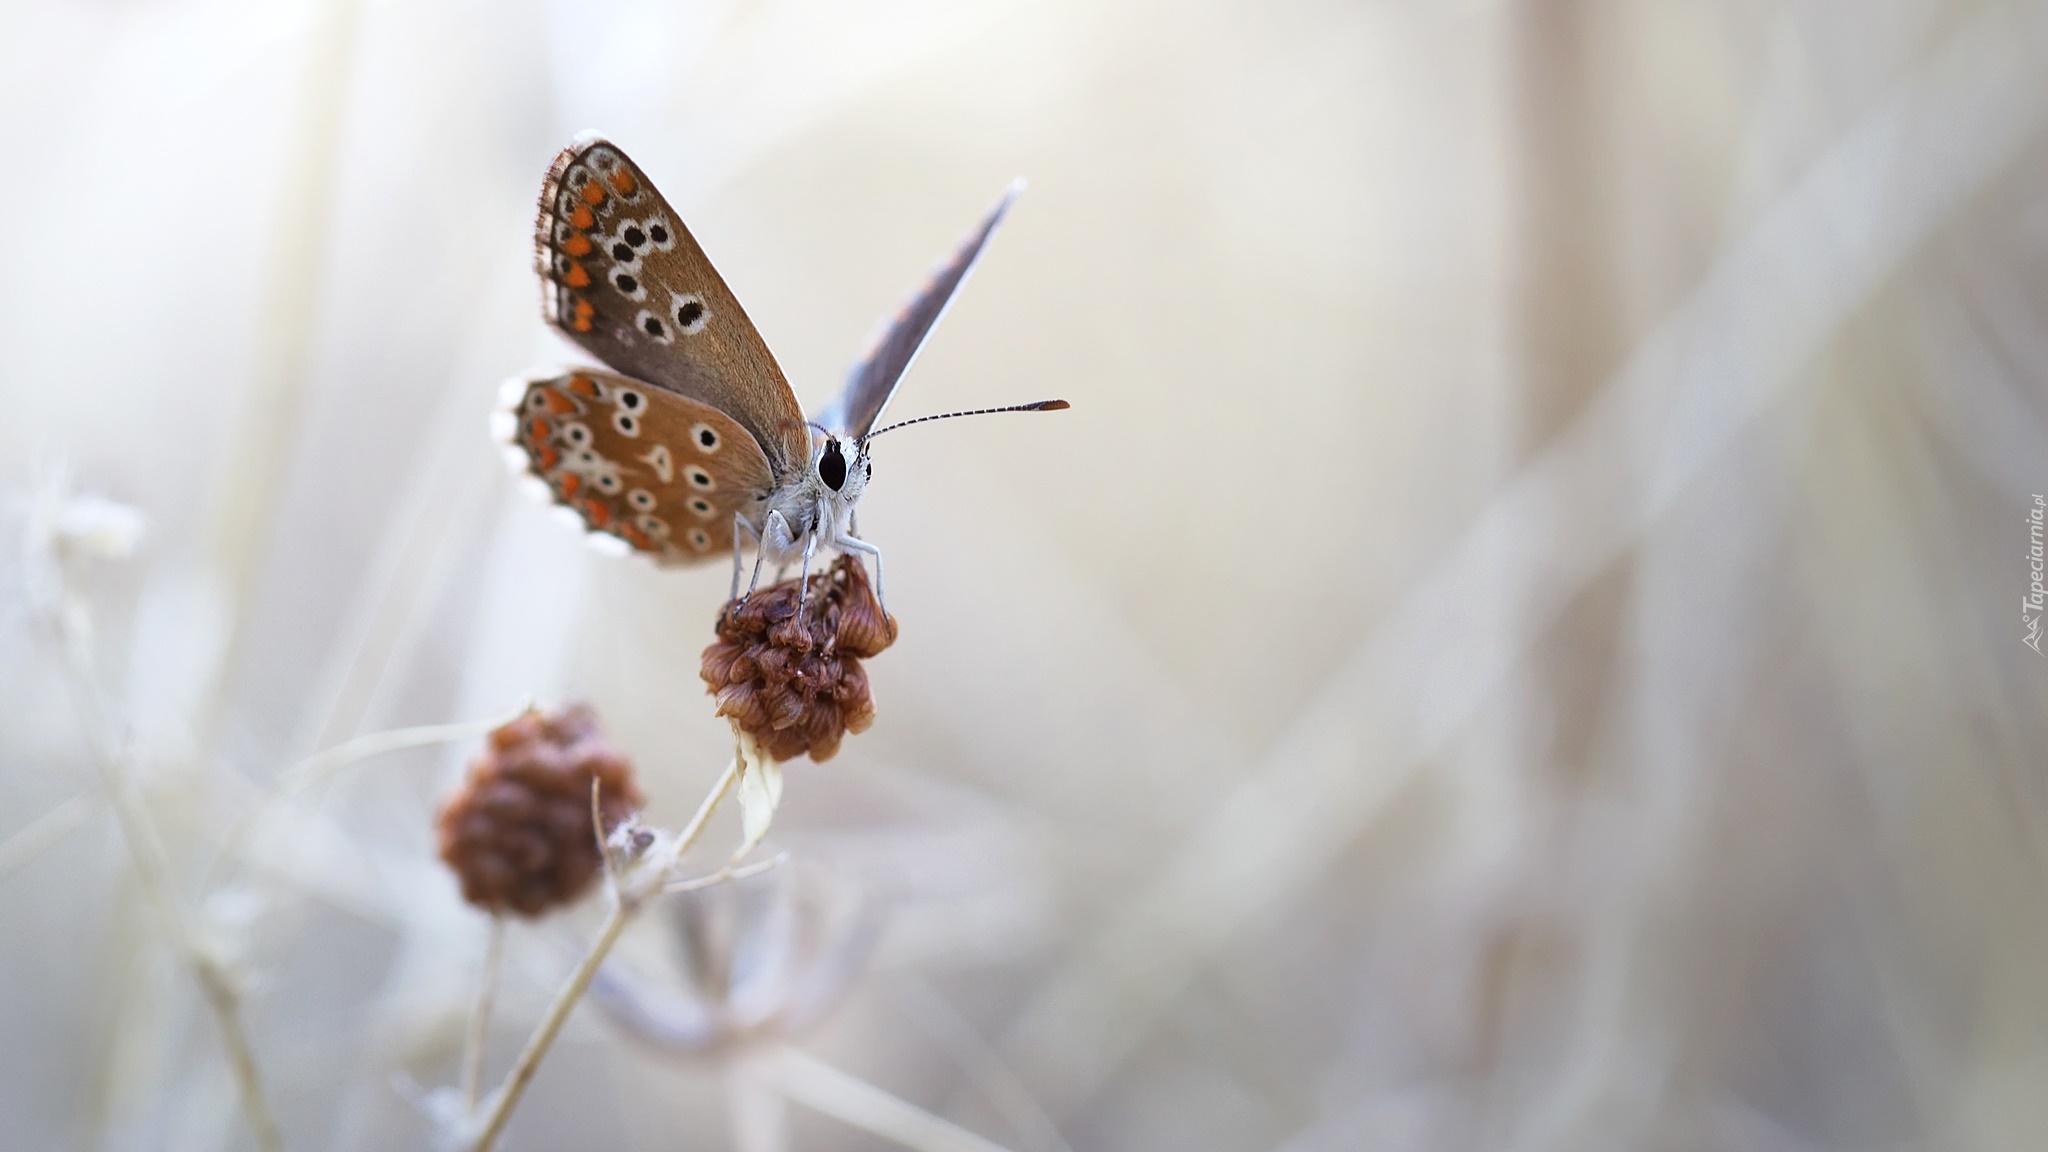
[{"xmin": 492, "ymin": 133, "xmax": 1068, "ymax": 611}]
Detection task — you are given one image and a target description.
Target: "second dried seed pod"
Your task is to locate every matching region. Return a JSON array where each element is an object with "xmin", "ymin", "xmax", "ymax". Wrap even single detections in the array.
[{"xmin": 436, "ymin": 704, "xmax": 644, "ymax": 917}]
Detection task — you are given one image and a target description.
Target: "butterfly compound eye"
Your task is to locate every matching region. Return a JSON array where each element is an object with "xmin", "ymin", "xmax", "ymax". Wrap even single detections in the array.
[{"xmin": 819, "ymin": 442, "xmax": 847, "ymax": 491}]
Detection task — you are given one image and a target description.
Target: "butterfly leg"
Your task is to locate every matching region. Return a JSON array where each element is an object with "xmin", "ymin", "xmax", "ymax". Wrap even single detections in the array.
[
  {"xmin": 794, "ymin": 519, "xmax": 821, "ymax": 612},
  {"xmin": 730, "ymin": 513, "xmax": 762, "ymax": 602},
  {"xmin": 748, "ymin": 511, "xmax": 795, "ymax": 600},
  {"xmin": 833, "ymin": 533, "xmax": 886, "ymax": 618}
]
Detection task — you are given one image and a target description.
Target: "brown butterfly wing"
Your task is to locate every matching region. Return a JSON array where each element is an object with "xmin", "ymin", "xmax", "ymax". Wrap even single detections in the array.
[
  {"xmin": 534, "ymin": 135, "xmax": 810, "ymax": 474},
  {"xmin": 501, "ymin": 368, "xmax": 774, "ymax": 566},
  {"xmin": 822, "ymin": 182, "xmax": 1021, "ymax": 438}
]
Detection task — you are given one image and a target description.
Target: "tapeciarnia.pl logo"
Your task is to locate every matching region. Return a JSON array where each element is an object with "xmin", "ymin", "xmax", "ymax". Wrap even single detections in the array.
[{"xmin": 2027, "ymin": 494, "xmax": 2045, "ymax": 655}]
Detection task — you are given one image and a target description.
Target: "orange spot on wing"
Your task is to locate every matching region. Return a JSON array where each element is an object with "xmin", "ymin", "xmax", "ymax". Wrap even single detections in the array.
[
  {"xmin": 580, "ymin": 499, "xmax": 612, "ymax": 528},
  {"xmin": 564, "ymin": 262, "xmax": 590, "ymax": 288},
  {"xmin": 621, "ymin": 526, "xmax": 652, "ymax": 551},
  {"xmin": 525, "ymin": 417, "xmax": 553, "ymax": 441},
  {"xmin": 563, "ymin": 233, "xmax": 592, "ymax": 257},
  {"xmin": 556, "ymin": 472, "xmax": 581, "ymax": 498},
  {"xmin": 580, "ymin": 181, "xmax": 606, "ymax": 207},
  {"xmin": 569, "ymin": 204, "xmax": 595, "ymax": 230},
  {"xmin": 540, "ymin": 389, "xmax": 576, "ymax": 415},
  {"xmin": 608, "ymin": 168, "xmax": 637, "ymax": 196},
  {"xmin": 533, "ymin": 444, "xmax": 560, "ymax": 471},
  {"xmin": 571, "ymin": 297, "xmax": 595, "ymax": 332},
  {"xmin": 565, "ymin": 374, "xmax": 600, "ymax": 397},
  {"xmin": 572, "ymin": 314, "xmax": 593, "ymax": 333}
]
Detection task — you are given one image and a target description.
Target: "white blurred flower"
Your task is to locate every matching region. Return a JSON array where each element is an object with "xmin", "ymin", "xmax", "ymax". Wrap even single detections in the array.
[
  {"xmin": 12, "ymin": 460, "xmax": 146, "ymax": 645},
  {"xmin": 197, "ymin": 884, "xmax": 274, "ymax": 988},
  {"xmin": 394, "ymin": 1078, "xmax": 484, "ymax": 1152}
]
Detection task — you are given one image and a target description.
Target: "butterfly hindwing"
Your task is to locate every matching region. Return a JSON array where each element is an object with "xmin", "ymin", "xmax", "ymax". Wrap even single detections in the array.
[
  {"xmin": 534, "ymin": 135, "xmax": 810, "ymax": 474},
  {"xmin": 820, "ymin": 181, "xmax": 1021, "ymax": 439},
  {"xmin": 500, "ymin": 368, "xmax": 774, "ymax": 566}
]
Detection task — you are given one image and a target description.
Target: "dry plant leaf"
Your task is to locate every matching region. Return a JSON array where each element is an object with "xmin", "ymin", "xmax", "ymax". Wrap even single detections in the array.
[{"xmin": 734, "ymin": 729, "xmax": 784, "ymax": 860}]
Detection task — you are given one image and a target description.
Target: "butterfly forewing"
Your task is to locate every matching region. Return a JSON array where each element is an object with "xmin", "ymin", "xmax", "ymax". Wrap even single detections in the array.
[
  {"xmin": 820, "ymin": 181, "xmax": 1021, "ymax": 439},
  {"xmin": 534, "ymin": 135, "xmax": 810, "ymax": 473},
  {"xmin": 504, "ymin": 368, "xmax": 773, "ymax": 565}
]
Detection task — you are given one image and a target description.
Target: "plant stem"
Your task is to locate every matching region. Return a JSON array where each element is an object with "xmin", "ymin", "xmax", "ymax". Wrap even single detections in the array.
[
  {"xmin": 673, "ymin": 752, "xmax": 745, "ymax": 866},
  {"xmin": 0, "ymin": 793, "xmax": 97, "ymax": 883},
  {"xmin": 469, "ymin": 755, "xmax": 742, "ymax": 1152},
  {"xmin": 194, "ymin": 957, "xmax": 285, "ymax": 1152},
  {"xmin": 462, "ymin": 916, "xmax": 505, "ymax": 1110},
  {"xmin": 207, "ymin": 710, "xmax": 525, "ymax": 893},
  {"xmin": 97, "ymin": 745, "xmax": 284, "ymax": 1152},
  {"xmin": 772, "ymin": 1046, "xmax": 1014, "ymax": 1152},
  {"xmin": 470, "ymin": 898, "xmax": 630, "ymax": 1152},
  {"xmin": 65, "ymin": 652, "xmax": 284, "ymax": 1152}
]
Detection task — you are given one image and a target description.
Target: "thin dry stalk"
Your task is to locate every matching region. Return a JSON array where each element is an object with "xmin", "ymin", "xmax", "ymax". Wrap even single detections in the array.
[
  {"xmin": 93, "ymin": 736, "xmax": 284, "ymax": 1152},
  {"xmin": 771, "ymin": 1046, "xmax": 1014, "ymax": 1152},
  {"xmin": 193, "ymin": 959, "xmax": 283, "ymax": 1152},
  {"xmin": 462, "ymin": 916, "xmax": 505, "ymax": 1110},
  {"xmin": 468, "ymin": 753, "xmax": 744, "ymax": 1152},
  {"xmin": 206, "ymin": 709, "xmax": 528, "ymax": 893},
  {"xmin": 61, "ymin": 644, "xmax": 284, "ymax": 1152},
  {"xmin": 663, "ymin": 852, "xmax": 787, "ymax": 896},
  {"xmin": 0, "ymin": 793, "xmax": 97, "ymax": 883}
]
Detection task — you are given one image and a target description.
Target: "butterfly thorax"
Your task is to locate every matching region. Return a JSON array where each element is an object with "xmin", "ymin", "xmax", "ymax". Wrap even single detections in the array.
[{"xmin": 751, "ymin": 432, "xmax": 871, "ymax": 564}]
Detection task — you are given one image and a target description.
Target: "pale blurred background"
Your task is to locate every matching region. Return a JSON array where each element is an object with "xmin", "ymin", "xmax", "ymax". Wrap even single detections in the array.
[{"xmin": 5, "ymin": 0, "xmax": 2048, "ymax": 1149}]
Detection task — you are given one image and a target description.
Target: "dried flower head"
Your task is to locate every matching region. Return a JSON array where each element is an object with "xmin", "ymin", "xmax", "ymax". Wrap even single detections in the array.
[
  {"xmin": 436, "ymin": 704, "xmax": 644, "ymax": 917},
  {"xmin": 701, "ymin": 555, "xmax": 897, "ymax": 763}
]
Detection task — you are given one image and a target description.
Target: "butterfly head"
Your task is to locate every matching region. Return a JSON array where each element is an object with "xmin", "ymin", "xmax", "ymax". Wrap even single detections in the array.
[{"xmin": 811, "ymin": 428, "xmax": 873, "ymax": 506}]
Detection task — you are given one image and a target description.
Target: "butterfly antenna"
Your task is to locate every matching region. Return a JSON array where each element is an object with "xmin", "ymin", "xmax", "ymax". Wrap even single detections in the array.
[{"xmin": 860, "ymin": 400, "xmax": 1070, "ymax": 444}]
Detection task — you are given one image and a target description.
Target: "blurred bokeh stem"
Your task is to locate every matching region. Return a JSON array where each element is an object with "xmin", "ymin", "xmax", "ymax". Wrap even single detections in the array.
[
  {"xmin": 460, "ymin": 916, "xmax": 504, "ymax": 1111},
  {"xmin": 62, "ymin": 649, "xmax": 283, "ymax": 1152}
]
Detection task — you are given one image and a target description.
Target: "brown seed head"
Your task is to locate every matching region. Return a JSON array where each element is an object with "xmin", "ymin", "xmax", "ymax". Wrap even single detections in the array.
[
  {"xmin": 701, "ymin": 555, "xmax": 897, "ymax": 763},
  {"xmin": 435, "ymin": 703, "xmax": 644, "ymax": 917}
]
